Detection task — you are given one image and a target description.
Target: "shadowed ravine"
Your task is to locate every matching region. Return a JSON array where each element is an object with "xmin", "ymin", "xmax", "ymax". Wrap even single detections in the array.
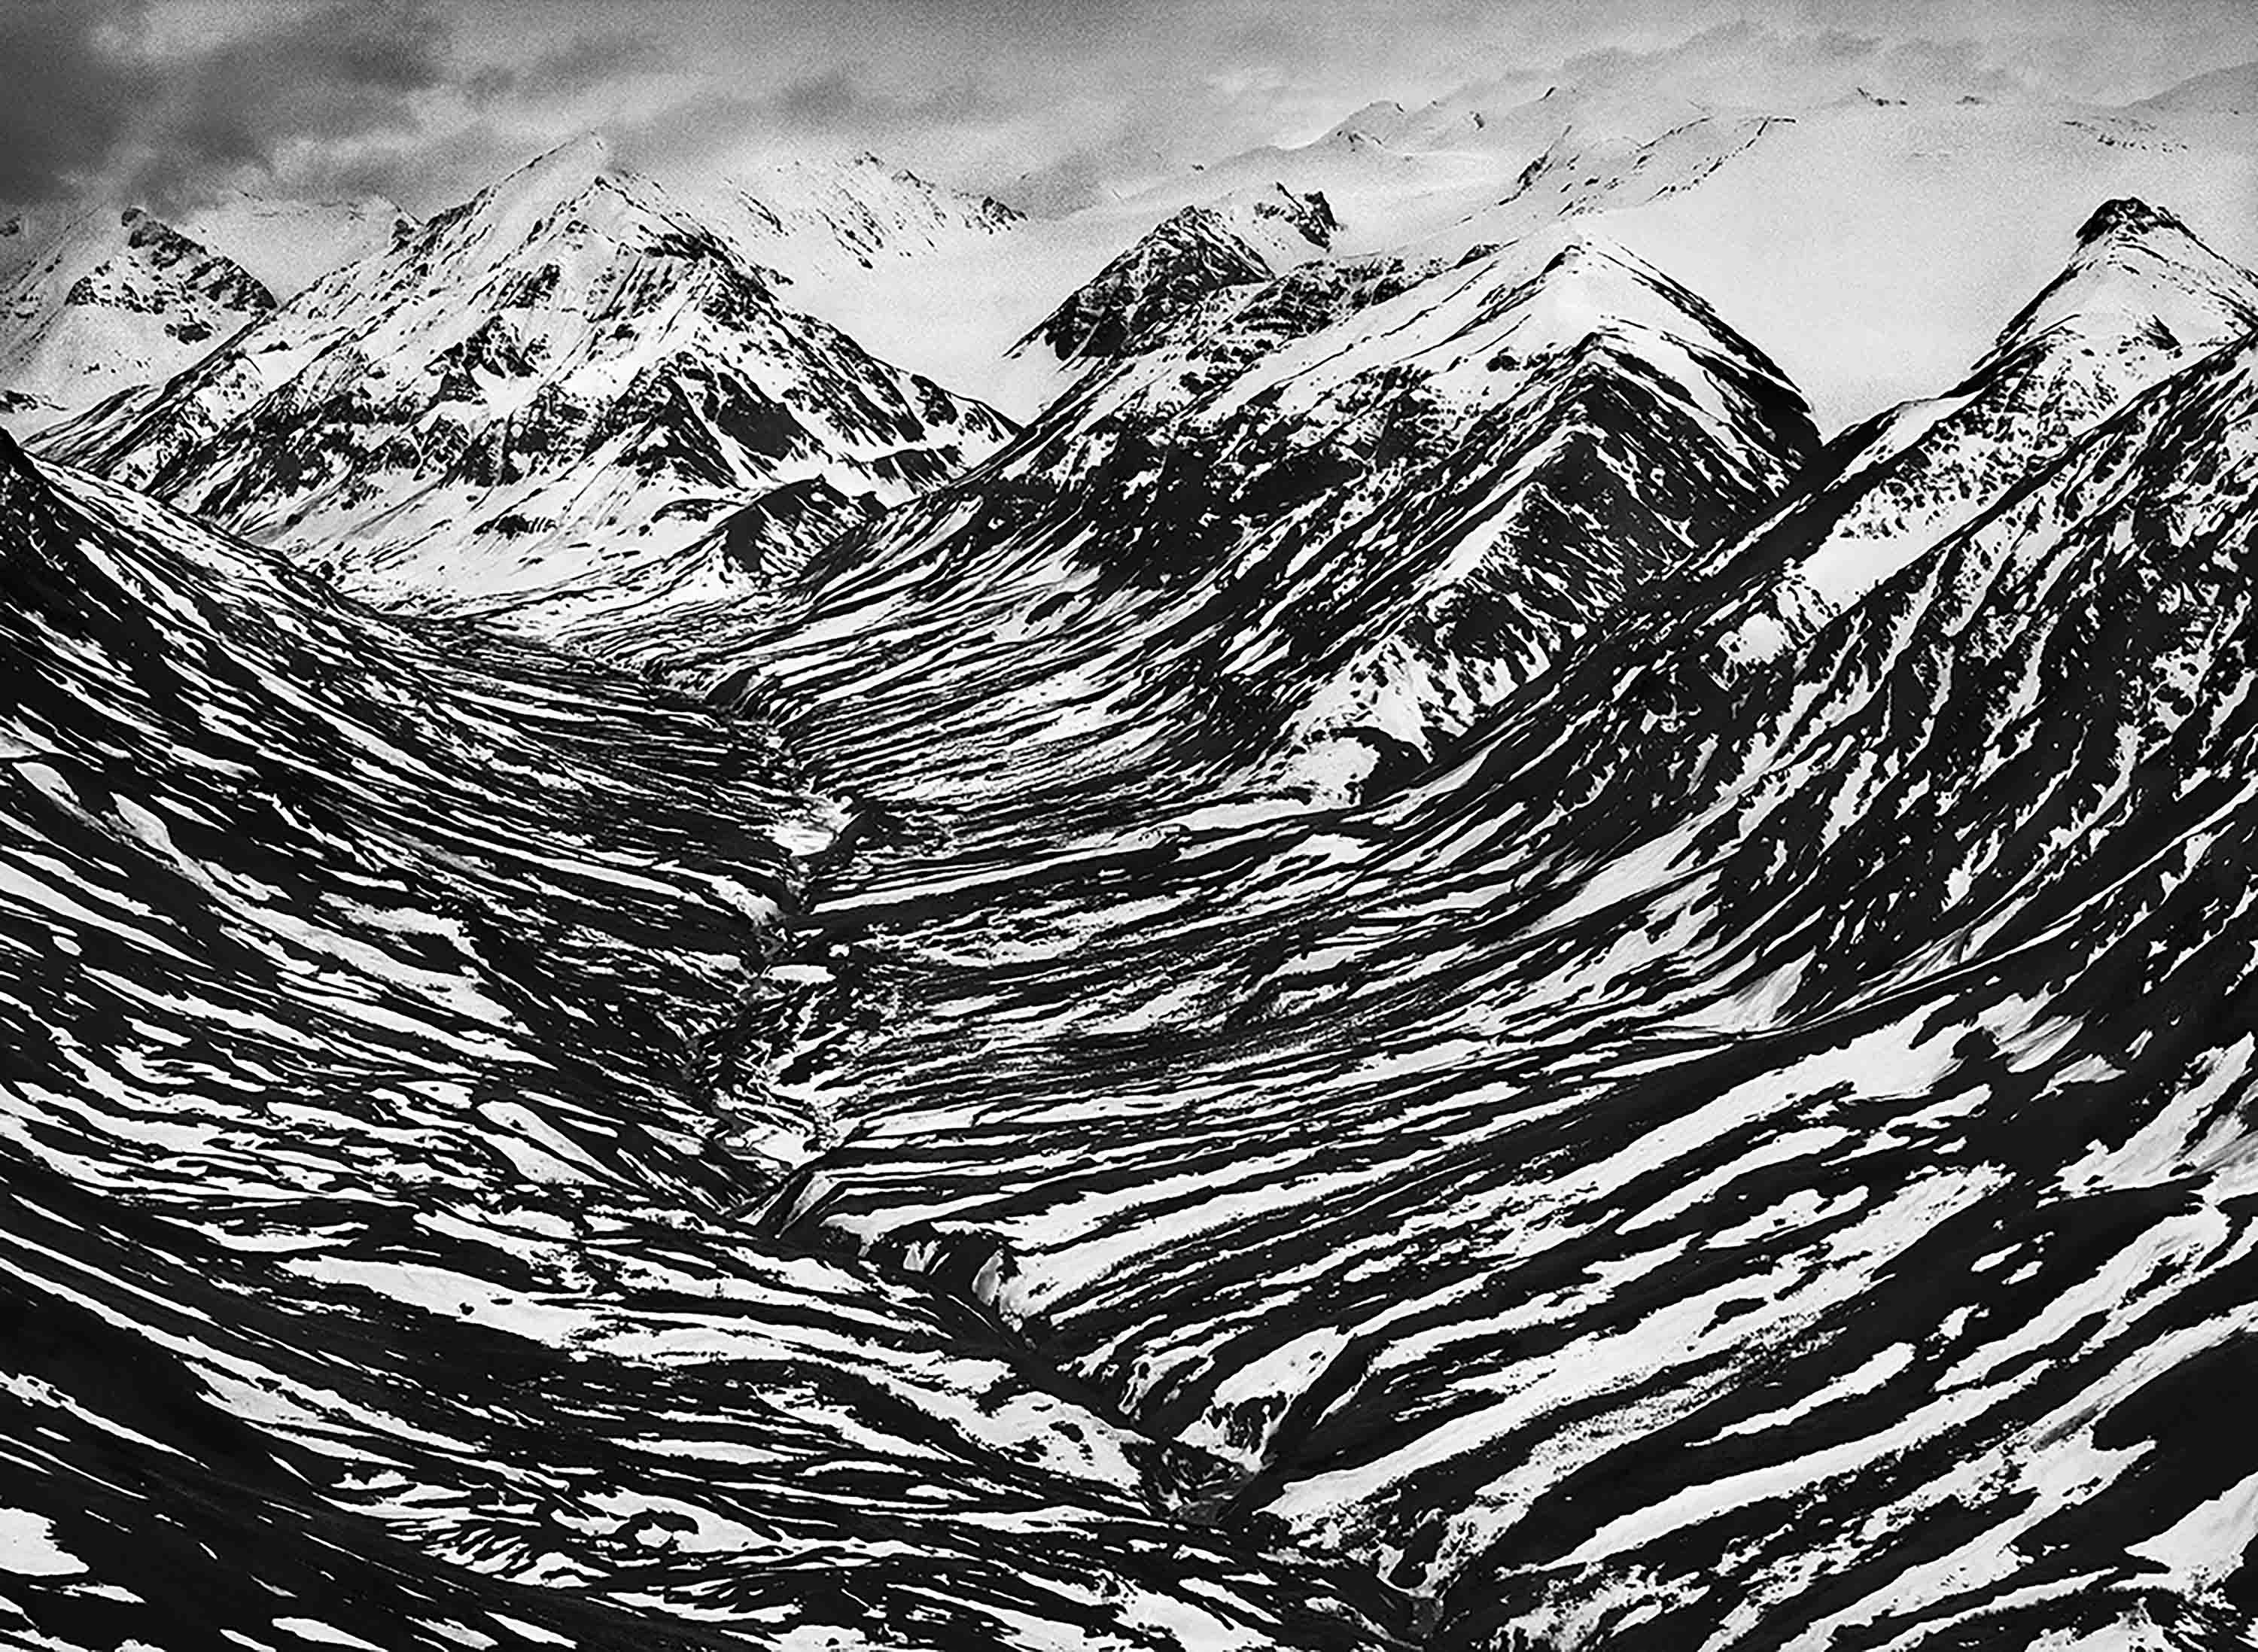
[{"xmin": 0, "ymin": 434, "xmax": 1413, "ymax": 1650}]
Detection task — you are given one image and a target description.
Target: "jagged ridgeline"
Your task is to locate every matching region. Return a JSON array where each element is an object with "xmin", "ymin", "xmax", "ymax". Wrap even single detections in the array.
[
  {"xmin": 5, "ymin": 54, "xmax": 2258, "ymax": 1652},
  {"xmin": 729, "ymin": 230, "xmax": 1818, "ymax": 820}
]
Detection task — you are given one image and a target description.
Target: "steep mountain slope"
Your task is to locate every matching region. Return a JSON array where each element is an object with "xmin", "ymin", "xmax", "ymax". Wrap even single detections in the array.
[
  {"xmin": 35, "ymin": 138, "xmax": 1013, "ymax": 623},
  {"xmin": 0, "ymin": 207, "xmax": 273, "ymax": 425},
  {"xmin": 1709, "ymin": 196, "xmax": 2258, "ymax": 659},
  {"xmin": 698, "ymin": 227, "xmax": 1814, "ymax": 813},
  {"xmin": 0, "ymin": 433, "xmax": 1406, "ymax": 1650},
  {"xmin": 1359, "ymin": 196, "xmax": 2258, "ymax": 882},
  {"xmin": 688, "ymin": 244, "xmax": 2258, "ymax": 1649}
]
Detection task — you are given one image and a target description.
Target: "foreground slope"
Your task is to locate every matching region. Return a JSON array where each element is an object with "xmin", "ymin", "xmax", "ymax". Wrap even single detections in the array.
[{"xmin": 0, "ymin": 434, "xmax": 1403, "ymax": 1651}]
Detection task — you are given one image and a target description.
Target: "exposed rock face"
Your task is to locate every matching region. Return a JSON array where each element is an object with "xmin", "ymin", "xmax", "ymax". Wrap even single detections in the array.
[
  {"xmin": 1018, "ymin": 184, "xmax": 1340, "ymax": 365},
  {"xmin": 745, "ymin": 228, "xmax": 1816, "ymax": 810}
]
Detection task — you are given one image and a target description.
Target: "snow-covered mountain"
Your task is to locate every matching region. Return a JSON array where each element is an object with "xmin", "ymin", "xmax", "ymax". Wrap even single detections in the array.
[
  {"xmin": 18, "ymin": 50, "xmax": 2250, "ymax": 453},
  {"xmin": 692, "ymin": 149, "xmax": 1024, "ymax": 281},
  {"xmin": 1364, "ymin": 193, "xmax": 2258, "ymax": 883},
  {"xmin": 0, "ymin": 206, "xmax": 273, "ymax": 425},
  {"xmin": 1326, "ymin": 70, "xmax": 2258, "ymax": 433},
  {"xmin": 669, "ymin": 224, "xmax": 1816, "ymax": 815},
  {"xmin": 1012, "ymin": 184, "xmax": 1338, "ymax": 369},
  {"xmin": 1710, "ymin": 196, "xmax": 2258, "ymax": 666},
  {"xmin": 35, "ymin": 137, "xmax": 1014, "ymax": 622},
  {"xmin": 751, "ymin": 54, "xmax": 2258, "ymax": 432}
]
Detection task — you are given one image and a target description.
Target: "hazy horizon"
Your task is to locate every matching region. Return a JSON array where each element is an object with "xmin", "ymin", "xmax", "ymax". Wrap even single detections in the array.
[{"xmin": 5, "ymin": 0, "xmax": 2254, "ymax": 222}]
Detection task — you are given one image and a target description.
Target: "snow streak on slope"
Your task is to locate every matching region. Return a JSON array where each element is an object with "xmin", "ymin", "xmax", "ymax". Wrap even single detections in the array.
[
  {"xmin": 0, "ymin": 435, "xmax": 1407, "ymax": 1651},
  {"xmin": 601, "ymin": 208, "xmax": 2258, "ymax": 1650},
  {"xmin": 1365, "ymin": 198, "xmax": 2258, "ymax": 887},
  {"xmin": 35, "ymin": 138, "xmax": 1014, "ymax": 625},
  {"xmin": 7, "ymin": 71, "xmax": 2258, "ymax": 1649},
  {"xmin": 1708, "ymin": 197, "xmax": 2258, "ymax": 665},
  {"xmin": 0, "ymin": 208, "xmax": 273, "ymax": 425}
]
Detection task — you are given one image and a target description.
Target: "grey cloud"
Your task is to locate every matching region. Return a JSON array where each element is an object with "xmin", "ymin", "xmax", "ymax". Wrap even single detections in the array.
[
  {"xmin": 467, "ymin": 29, "xmax": 668, "ymax": 106},
  {"xmin": 0, "ymin": 0, "xmax": 157, "ymax": 202},
  {"xmin": 0, "ymin": 0, "xmax": 465, "ymax": 214},
  {"xmin": 129, "ymin": 0, "xmax": 454, "ymax": 209},
  {"xmin": 770, "ymin": 68, "xmax": 1003, "ymax": 132},
  {"xmin": 613, "ymin": 64, "xmax": 1005, "ymax": 180},
  {"xmin": 779, "ymin": 68, "xmax": 863, "ymax": 126},
  {"xmin": 289, "ymin": 119, "xmax": 516, "ymax": 210},
  {"xmin": 9, "ymin": 0, "xmax": 2253, "ymax": 226},
  {"xmin": 1535, "ymin": 20, "xmax": 2045, "ymax": 107}
]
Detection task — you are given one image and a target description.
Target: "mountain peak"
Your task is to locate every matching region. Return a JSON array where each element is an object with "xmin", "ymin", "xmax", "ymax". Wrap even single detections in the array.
[
  {"xmin": 2076, "ymin": 196, "xmax": 2189, "ymax": 247},
  {"xmin": 422, "ymin": 131, "xmax": 635, "ymax": 264},
  {"xmin": 472, "ymin": 131, "xmax": 619, "ymax": 225},
  {"xmin": 701, "ymin": 148, "xmax": 1024, "ymax": 262},
  {"xmin": 1538, "ymin": 234, "xmax": 1614, "ymax": 274},
  {"xmin": 35, "ymin": 132, "xmax": 1015, "ymax": 618},
  {"xmin": 1329, "ymin": 98, "xmax": 1409, "ymax": 141},
  {"xmin": 488, "ymin": 132, "xmax": 615, "ymax": 214},
  {"xmin": 1014, "ymin": 183, "xmax": 1336, "ymax": 367},
  {"xmin": 1992, "ymin": 197, "xmax": 2258, "ymax": 359}
]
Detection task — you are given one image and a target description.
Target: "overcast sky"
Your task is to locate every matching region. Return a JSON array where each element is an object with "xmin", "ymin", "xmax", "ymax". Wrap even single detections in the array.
[{"xmin": 4, "ymin": 0, "xmax": 2253, "ymax": 218}]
